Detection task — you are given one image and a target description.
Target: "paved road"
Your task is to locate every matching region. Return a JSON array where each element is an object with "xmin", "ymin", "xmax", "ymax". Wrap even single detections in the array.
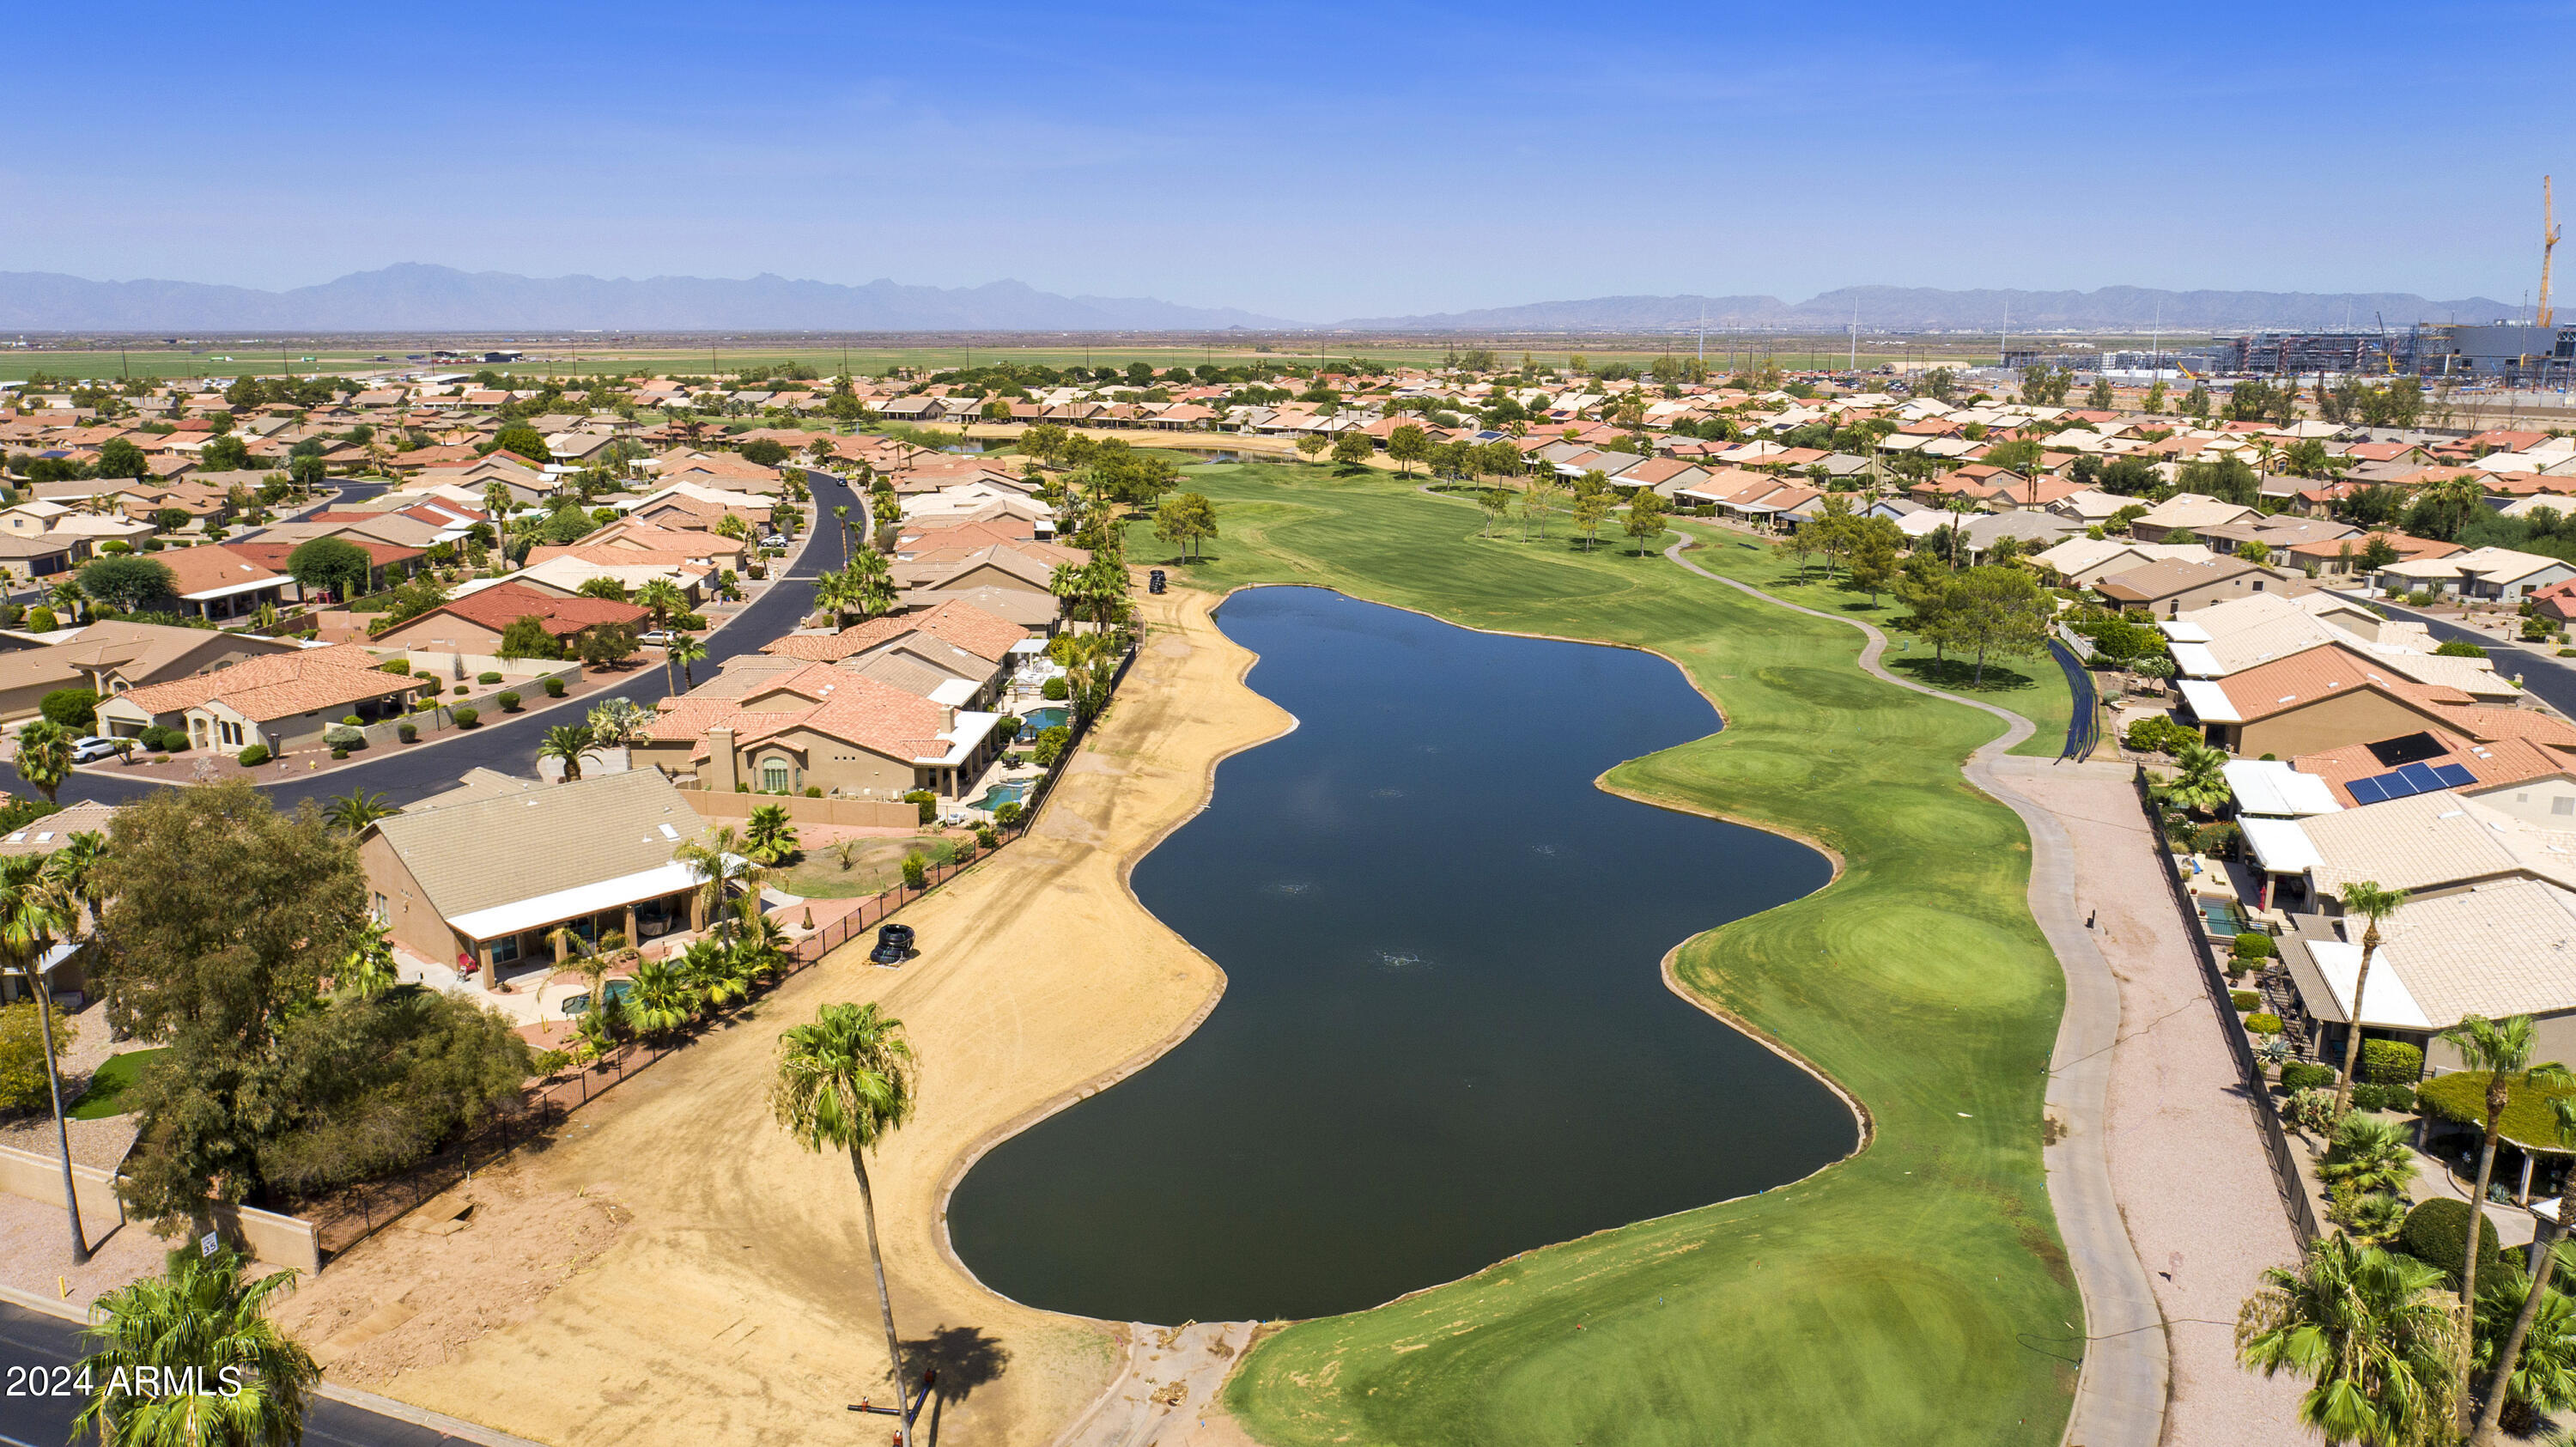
[
  {"xmin": 15, "ymin": 471, "xmax": 854, "ymax": 813},
  {"xmin": 1665, "ymin": 538, "xmax": 2168, "ymax": 1447},
  {"xmin": 2, "ymin": 1298, "xmax": 528, "ymax": 1447},
  {"xmin": 2361, "ymin": 593, "xmax": 2576, "ymax": 719}
]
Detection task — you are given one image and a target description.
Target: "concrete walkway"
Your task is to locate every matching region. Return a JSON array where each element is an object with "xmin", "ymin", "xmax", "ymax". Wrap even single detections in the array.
[{"xmin": 1665, "ymin": 538, "xmax": 2168, "ymax": 1447}]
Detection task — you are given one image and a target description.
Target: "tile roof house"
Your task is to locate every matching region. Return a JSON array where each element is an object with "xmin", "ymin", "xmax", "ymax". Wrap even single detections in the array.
[
  {"xmin": 2095, "ymin": 555, "xmax": 2316, "ymax": 617},
  {"xmin": 95, "ymin": 643, "xmax": 422, "ymax": 755},
  {"xmin": 637, "ymin": 669, "xmax": 1006, "ymax": 800},
  {"xmin": 2174, "ymin": 642, "xmax": 2488, "ymax": 757},
  {"xmin": 151, "ymin": 544, "xmax": 301, "ymax": 621},
  {"xmin": 369, "ymin": 581, "xmax": 649, "ymax": 658},
  {"xmin": 360, "ymin": 769, "xmax": 713, "ymax": 988},
  {"xmin": 0, "ymin": 621, "xmax": 302, "ymax": 725}
]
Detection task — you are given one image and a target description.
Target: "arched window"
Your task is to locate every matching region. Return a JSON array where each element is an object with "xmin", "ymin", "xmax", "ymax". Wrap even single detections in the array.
[{"xmin": 762, "ymin": 761, "xmax": 791, "ymax": 792}]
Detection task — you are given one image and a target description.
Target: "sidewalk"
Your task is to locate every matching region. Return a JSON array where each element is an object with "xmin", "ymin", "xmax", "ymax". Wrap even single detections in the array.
[{"xmin": 1992, "ymin": 756, "xmax": 2312, "ymax": 1446}]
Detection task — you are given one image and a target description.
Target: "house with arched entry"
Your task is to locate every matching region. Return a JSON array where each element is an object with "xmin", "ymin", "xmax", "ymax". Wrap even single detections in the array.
[
  {"xmin": 635, "ymin": 667, "xmax": 1005, "ymax": 803},
  {"xmin": 94, "ymin": 643, "xmax": 423, "ymax": 755}
]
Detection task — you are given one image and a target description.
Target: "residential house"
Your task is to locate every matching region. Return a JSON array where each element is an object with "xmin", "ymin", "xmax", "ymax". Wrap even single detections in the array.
[
  {"xmin": 638, "ymin": 669, "xmax": 1006, "ymax": 800},
  {"xmin": 95, "ymin": 643, "xmax": 422, "ymax": 755},
  {"xmin": 0, "ymin": 621, "xmax": 301, "ymax": 723},
  {"xmin": 368, "ymin": 581, "xmax": 649, "ymax": 659},
  {"xmin": 2095, "ymin": 555, "xmax": 2317, "ymax": 617}
]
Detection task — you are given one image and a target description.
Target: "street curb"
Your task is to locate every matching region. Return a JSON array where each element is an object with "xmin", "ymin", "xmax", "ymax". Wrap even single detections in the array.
[{"xmin": 0, "ymin": 1282, "xmax": 552, "ymax": 1446}]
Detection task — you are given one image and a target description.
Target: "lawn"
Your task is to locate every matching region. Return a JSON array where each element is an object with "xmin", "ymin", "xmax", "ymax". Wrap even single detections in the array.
[
  {"xmin": 1130, "ymin": 464, "xmax": 2078, "ymax": 1446},
  {"xmin": 68, "ymin": 1048, "xmax": 163, "ymax": 1120}
]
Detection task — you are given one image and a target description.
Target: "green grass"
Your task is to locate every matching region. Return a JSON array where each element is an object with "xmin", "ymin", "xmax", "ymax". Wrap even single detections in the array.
[
  {"xmin": 1135, "ymin": 464, "xmax": 2077, "ymax": 1447},
  {"xmin": 67, "ymin": 1048, "xmax": 163, "ymax": 1120}
]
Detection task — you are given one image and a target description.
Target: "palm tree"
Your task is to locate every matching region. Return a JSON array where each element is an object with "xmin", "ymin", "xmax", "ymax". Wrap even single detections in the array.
[
  {"xmin": 75, "ymin": 1249, "xmax": 320, "ymax": 1447},
  {"xmin": 844, "ymin": 547, "xmax": 896, "ymax": 621},
  {"xmin": 323, "ymin": 788, "xmax": 395, "ymax": 831},
  {"xmin": 2442, "ymin": 1013, "xmax": 2575, "ymax": 1426},
  {"xmin": 2332, "ymin": 882, "xmax": 2409, "ymax": 1118},
  {"xmin": 49, "ymin": 577, "xmax": 85, "ymax": 624},
  {"xmin": 670, "ymin": 634, "xmax": 708, "ymax": 692},
  {"xmin": 675, "ymin": 939, "xmax": 750, "ymax": 1011},
  {"xmin": 2238, "ymin": 1233, "xmax": 2462, "ymax": 1447},
  {"xmin": 744, "ymin": 804, "xmax": 800, "ymax": 865},
  {"xmin": 45, "ymin": 830, "xmax": 107, "ymax": 933},
  {"xmin": 676, "ymin": 825, "xmax": 763, "ymax": 928},
  {"xmin": 729, "ymin": 898, "xmax": 790, "ymax": 982},
  {"xmin": 834, "ymin": 503, "xmax": 853, "ymax": 553},
  {"xmin": 1048, "ymin": 561, "xmax": 1084, "ymax": 623},
  {"xmin": 483, "ymin": 481, "xmax": 516, "ymax": 521},
  {"xmin": 636, "ymin": 577, "xmax": 687, "ymax": 631},
  {"xmin": 2472, "ymin": 1092, "xmax": 2576, "ymax": 1444},
  {"xmin": 2164, "ymin": 742, "xmax": 2233, "ymax": 812},
  {"xmin": 539, "ymin": 723, "xmax": 593, "ymax": 784},
  {"xmin": 620, "ymin": 957, "xmax": 698, "ymax": 1039},
  {"xmin": 771, "ymin": 1003, "xmax": 920, "ymax": 1432},
  {"xmin": 15, "ymin": 720, "xmax": 72, "ymax": 804},
  {"xmin": 2320, "ymin": 1114, "xmax": 2420, "ymax": 1199},
  {"xmin": 0, "ymin": 854, "xmax": 83, "ymax": 1263}
]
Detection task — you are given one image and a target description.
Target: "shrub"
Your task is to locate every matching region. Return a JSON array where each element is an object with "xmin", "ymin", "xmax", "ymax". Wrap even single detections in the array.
[
  {"xmin": 25, "ymin": 605, "xmax": 56, "ymax": 633},
  {"xmin": 2398, "ymin": 1197, "xmax": 2501, "ymax": 1284},
  {"xmin": 496, "ymin": 690, "xmax": 521, "ymax": 712},
  {"xmin": 39, "ymin": 688, "xmax": 98, "ymax": 732},
  {"xmin": 322, "ymin": 723, "xmax": 364, "ymax": 749},
  {"xmin": 2231, "ymin": 988, "xmax": 2261, "ymax": 1011},
  {"xmin": 2233, "ymin": 932, "xmax": 2275, "ymax": 961},
  {"xmin": 2279, "ymin": 1061, "xmax": 2336, "ymax": 1091},
  {"xmin": 1030, "ymin": 724, "xmax": 1072, "ymax": 768},
  {"xmin": 1042, "ymin": 675, "xmax": 1070, "ymax": 701},
  {"xmin": 2524, "ymin": 616, "xmax": 2556, "ymax": 641},
  {"xmin": 993, "ymin": 800, "xmax": 1024, "ymax": 827},
  {"xmin": 2435, "ymin": 638, "xmax": 2490, "ymax": 658},
  {"xmin": 2352, "ymin": 1083, "xmax": 2417, "ymax": 1112},
  {"xmin": 2361, "ymin": 1039, "xmax": 2426, "ymax": 1085},
  {"xmin": 676, "ymin": 612, "xmax": 708, "ymax": 630},
  {"xmin": 236, "ymin": 744, "xmax": 270, "ymax": 766},
  {"xmin": 478, "ymin": 671, "xmax": 503, "ymax": 684},
  {"xmin": 378, "ymin": 659, "xmax": 410, "ymax": 675},
  {"xmin": 330, "ymin": 746, "xmax": 349, "ymax": 760},
  {"xmin": 2285, "ymin": 1086, "xmax": 2344, "ymax": 1134},
  {"xmin": 2123, "ymin": 714, "xmax": 2198, "ymax": 756},
  {"xmin": 902, "ymin": 788, "xmax": 937, "ymax": 824},
  {"xmin": 901, "ymin": 852, "xmax": 928, "ymax": 890},
  {"xmin": 804, "ymin": 785, "xmax": 823, "ymax": 798},
  {"xmin": 942, "ymin": 835, "xmax": 975, "ymax": 866},
  {"xmin": 976, "ymin": 824, "xmax": 999, "ymax": 851},
  {"xmin": 735, "ymin": 781, "xmax": 750, "ymax": 793},
  {"xmin": 397, "ymin": 722, "xmax": 417, "ymax": 744},
  {"xmin": 2190, "ymin": 821, "xmax": 2239, "ymax": 856},
  {"xmin": 532, "ymin": 1049, "xmax": 573, "ymax": 1078},
  {"xmin": 452, "ymin": 706, "xmax": 479, "ymax": 728},
  {"xmin": 544, "ymin": 676, "xmax": 567, "ymax": 697},
  {"xmin": 2406, "ymin": 589, "xmax": 2438, "ymax": 607},
  {"xmin": 2245, "ymin": 1012, "xmax": 2283, "ymax": 1036}
]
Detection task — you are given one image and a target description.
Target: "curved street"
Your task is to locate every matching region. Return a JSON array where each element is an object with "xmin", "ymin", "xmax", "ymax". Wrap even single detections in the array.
[{"xmin": 4, "ymin": 470, "xmax": 854, "ymax": 813}]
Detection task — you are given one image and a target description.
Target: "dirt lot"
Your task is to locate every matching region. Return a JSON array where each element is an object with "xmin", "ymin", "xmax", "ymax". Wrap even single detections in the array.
[{"xmin": 344, "ymin": 586, "xmax": 1293, "ymax": 1447}]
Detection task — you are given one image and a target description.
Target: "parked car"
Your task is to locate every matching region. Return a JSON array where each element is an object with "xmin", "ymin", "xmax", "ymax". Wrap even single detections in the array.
[
  {"xmin": 70, "ymin": 735, "xmax": 122, "ymax": 763},
  {"xmin": 870, "ymin": 923, "xmax": 915, "ymax": 966},
  {"xmin": 640, "ymin": 629, "xmax": 677, "ymax": 647},
  {"xmin": 759, "ymin": 534, "xmax": 787, "ymax": 548}
]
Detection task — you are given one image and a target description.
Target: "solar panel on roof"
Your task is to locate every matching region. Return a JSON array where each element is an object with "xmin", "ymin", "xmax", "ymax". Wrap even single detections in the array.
[
  {"xmin": 2397, "ymin": 761, "xmax": 2445, "ymax": 793},
  {"xmin": 2430, "ymin": 763, "xmax": 2478, "ymax": 789},
  {"xmin": 2347, "ymin": 775, "xmax": 2392, "ymax": 804}
]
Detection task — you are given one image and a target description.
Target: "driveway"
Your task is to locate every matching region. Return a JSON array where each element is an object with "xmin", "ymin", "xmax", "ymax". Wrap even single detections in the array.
[{"xmin": 9, "ymin": 471, "xmax": 854, "ymax": 813}]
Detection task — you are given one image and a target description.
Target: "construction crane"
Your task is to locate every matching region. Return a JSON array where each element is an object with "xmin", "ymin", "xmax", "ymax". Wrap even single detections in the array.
[{"xmin": 2542, "ymin": 175, "xmax": 2562, "ymax": 331}]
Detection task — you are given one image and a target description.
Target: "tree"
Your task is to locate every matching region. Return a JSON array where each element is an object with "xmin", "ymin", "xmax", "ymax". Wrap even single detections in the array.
[
  {"xmin": 39, "ymin": 687, "xmax": 98, "ymax": 733},
  {"xmin": 636, "ymin": 576, "xmax": 687, "ymax": 629},
  {"xmin": 2237, "ymin": 1233, "xmax": 2463, "ymax": 1447},
  {"xmin": 1330, "ymin": 429, "xmax": 1375, "ymax": 469},
  {"xmin": 677, "ymin": 824, "xmax": 764, "ymax": 927},
  {"xmin": 76, "ymin": 556, "xmax": 179, "ymax": 613},
  {"xmin": 284, "ymin": 536, "xmax": 373, "ymax": 603},
  {"xmin": 200, "ymin": 435, "xmax": 252, "ymax": 472},
  {"xmin": 75, "ymin": 1249, "xmax": 322, "ymax": 1447},
  {"xmin": 1386, "ymin": 423, "xmax": 1430, "ymax": 476},
  {"xmin": 771, "ymin": 1002, "xmax": 920, "ymax": 1435},
  {"xmin": 493, "ymin": 424, "xmax": 550, "ymax": 463},
  {"xmin": 2439, "ymin": 1012, "xmax": 2573, "ymax": 1428},
  {"xmin": 1295, "ymin": 435, "xmax": 1328, "ymax": 464},
  {"xmin": 2086, "ymin": 375, "xmax": 2115, "ymax": 410},
  {"xmin": 586, "ymin": 696, "xmax": 654, "ymax": 751},
  {"xmin": 738, "ymin": 438, "xmax": 789, "ymax": 467},
  {"xmin": 1932, "ymin": 565, "xmax": 2053, "ymax": 685},
  {"xmin": 95, "ymin": 436, "xmax": 149, "ymax": 479},
  {"xmin": 15, "ymin": 720, "xmax": 71, "ymax": 804},
  {"xmin": 1572, "ymin": 489, "xmax": 1613, "ymax": 551},
  {"xmin": 1846, "ymin": 524, "xmax": 1901, "ymax": 604},
  {"xmin": 2332, "ymin": 883, "xmax": 2408, "ymax": 1117},
  {"xmin": 2166, "ymin": 742, "xmax": 2233, "ymax": 811},
  {"xmin": 1, "ymin": 854, "xmax": 84, "ymax": 1262},
  {"xmin": 322, "ymin": 789, "xmax": 394, "ymax": 832},
  {"xmin": 1622, "ymin": 491, "xmax": 1668, "ymax": 554},
  {"xmin": 1476, "ymin": 487, "xmax": 1511, "ymax": 538},
  {"xmin": 497, "ymin": 614, "xmax": 562, "ymax": 660},
  {"xmin": 744, "ymin": 804, "xmax": 800, "ymax": 865},
  {"xmin": 2359, "ymin": 535, "xmax": 2403, "ymax": 572},
  {"xmin": 290, "ymin": 453, "xmax": 328, "ymax": 493},
  {"xmin": 539, "ymin": 724, "xmax": 593, "ymax": 783},
  {"xmin": 1152, "ymin": 492, "xmax": 1218, "ymax": 562}
]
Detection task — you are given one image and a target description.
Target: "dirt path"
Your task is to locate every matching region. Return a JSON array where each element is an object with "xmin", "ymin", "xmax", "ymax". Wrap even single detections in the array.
[{"xmin": 338, "ymin": 585, "xmax": 1292, "ymax": 1447}]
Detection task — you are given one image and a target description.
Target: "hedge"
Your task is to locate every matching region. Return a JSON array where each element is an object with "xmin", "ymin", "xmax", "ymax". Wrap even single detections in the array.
[
  {"xmin": 2245, "ymin": 1012, "xmax": 2284, "ymax": 1036},
  {"xmin": 236, "ymin": 744, "xmax": 270, "ymax": 767},
  {"xmin": 2361, "ymin": 1039, "xmax": 2426, "ymax": 1085},
  {"xmin": 2233, "ymin": 932, "xmax": 2275, "ymax": 961},
  {"xmin": 2418, "ymin": 1070, "xmax": 2576, "ymax": 1145},
  {"xmin": 2353, "ymin": 1083, "xmax": 2417, "ymax": 1113},
  {"xmin": 2280, "ymin": 1061, "xmax": 2336, "ymax": 1091},
  {"xmin": 2231, "ymin": 989, "xmax": 2261, "ymax": 1012},
  {"xmin": 2398, "ymin": 1197, "xmax": 2502, "ymax": 1284}
]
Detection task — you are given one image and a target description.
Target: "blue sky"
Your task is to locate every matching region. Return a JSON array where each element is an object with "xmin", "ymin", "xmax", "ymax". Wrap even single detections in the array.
[{"xmin": 5, "ymin": 1, "xmax": 2565, "ymax": 319}]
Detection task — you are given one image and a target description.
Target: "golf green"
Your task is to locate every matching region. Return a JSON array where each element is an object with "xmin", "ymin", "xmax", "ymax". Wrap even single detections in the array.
[{"xmin": 1127, "ymin": 465, "xmax": 2081, "ymax": 1446}]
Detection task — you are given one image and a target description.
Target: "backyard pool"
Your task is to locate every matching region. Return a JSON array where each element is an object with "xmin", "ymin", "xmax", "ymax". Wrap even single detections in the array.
[
  {"xmin": 1015, "ymin": 707, "xmax": 1067, "ymax": 739},
  {"xmin": 561, "ymin": 979, "xmax": 631, "ymax": 1016},
  {"xmin": 2196, "ymin": 897, "xmax": 2250, "ymax": 936},
  {"xmin": 967, "ymin": 779, "xmax": 1031, "ymax": 812},
  {"xmin": 947, "ymin": 586, "xmax": 1850, "ymax": 1323}
]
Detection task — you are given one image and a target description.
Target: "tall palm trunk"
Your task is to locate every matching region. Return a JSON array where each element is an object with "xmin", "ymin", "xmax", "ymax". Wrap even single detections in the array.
[
  {"xmin": 2460, "ymin": 1090, "xmax": 2511, "ymax": 1432},
  {"xmin": 20, "ymin": 960, "xmax": 87, "ymax": 1262},
  {"xmin": 2331, "ymin": 919, "xmax": 2381, "ymax": 1117},
  {"xmin": 2474, "ymin": 1204, "xmax": 2567, "ymax": 1444},
  {"xmin": 847, "ymin": 1145, "xmax": 909, "ymax": 1438}
]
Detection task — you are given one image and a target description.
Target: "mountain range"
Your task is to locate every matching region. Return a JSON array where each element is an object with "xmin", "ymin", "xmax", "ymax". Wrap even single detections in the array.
[{"xmin": 0, "ymin": 265, "xmax": 2525, "ymax": 334}]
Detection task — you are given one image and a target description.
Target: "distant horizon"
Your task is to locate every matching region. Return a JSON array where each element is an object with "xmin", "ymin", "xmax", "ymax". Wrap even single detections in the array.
[{"xmin": 1, "ymin": 1, "xmax": 2559, "ymax": 318}]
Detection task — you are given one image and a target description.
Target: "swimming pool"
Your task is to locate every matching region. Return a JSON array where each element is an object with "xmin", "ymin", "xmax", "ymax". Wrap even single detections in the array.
[
  {"xmin": 1017, "ymin": 707, "xmax": 1067, "ymax": 739},
  {"xmin": 2196, "ymin": 897, "xmax": 2249, "ymax": 936},
  {"xmin": 968, "ymin": 779, "xmax": 1032, "ymax": 812},
  {"xmin": 562, "ymin": 978, "xmax": 632, "ymax": 1016}
]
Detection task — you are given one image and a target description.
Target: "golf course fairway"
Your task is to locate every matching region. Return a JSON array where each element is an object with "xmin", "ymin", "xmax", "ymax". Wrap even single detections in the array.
[{"xmin": 1126, "ymin": 464, "xmax": 2082, "ymax": 1446}]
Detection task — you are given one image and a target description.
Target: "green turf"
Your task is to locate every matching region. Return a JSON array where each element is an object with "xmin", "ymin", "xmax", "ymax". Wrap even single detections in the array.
[
  {"xmin": 1130, "ymin": 464, "xmax": 2078, "ymax": 1447},
  {"xmin": 67, "ymin": 1048, "xmax": 162, "ymax": 1120}
]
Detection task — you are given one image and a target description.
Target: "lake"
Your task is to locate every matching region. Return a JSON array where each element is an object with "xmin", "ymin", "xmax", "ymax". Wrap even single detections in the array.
[{"xmin": 945, "ymin": 586, "xmax": 1853, "ymax": 1323}]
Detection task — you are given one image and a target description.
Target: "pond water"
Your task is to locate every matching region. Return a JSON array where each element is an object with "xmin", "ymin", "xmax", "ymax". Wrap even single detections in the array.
[{"xmin": 945, "ymin": 587, "xmax": 1852, "ymax": 1323}]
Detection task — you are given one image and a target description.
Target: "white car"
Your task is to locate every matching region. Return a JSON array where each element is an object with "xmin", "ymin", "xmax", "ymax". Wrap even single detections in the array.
[
  {"xmin": 640, "ymin": 629, "xmax": 677, "ymax": 647},
  {"xmin": 70, "ymin": 735, "xmax": 123, "ymax": 763},
  {"xmin": 759, "ymin": 534, "xmax": 787, "ymax": 549}
]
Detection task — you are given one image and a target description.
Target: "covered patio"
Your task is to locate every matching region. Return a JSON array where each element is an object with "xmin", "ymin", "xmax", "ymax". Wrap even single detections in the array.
[{"xmin": 448, "ymin": 862, "xmax": 707, "ymax": 992}]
